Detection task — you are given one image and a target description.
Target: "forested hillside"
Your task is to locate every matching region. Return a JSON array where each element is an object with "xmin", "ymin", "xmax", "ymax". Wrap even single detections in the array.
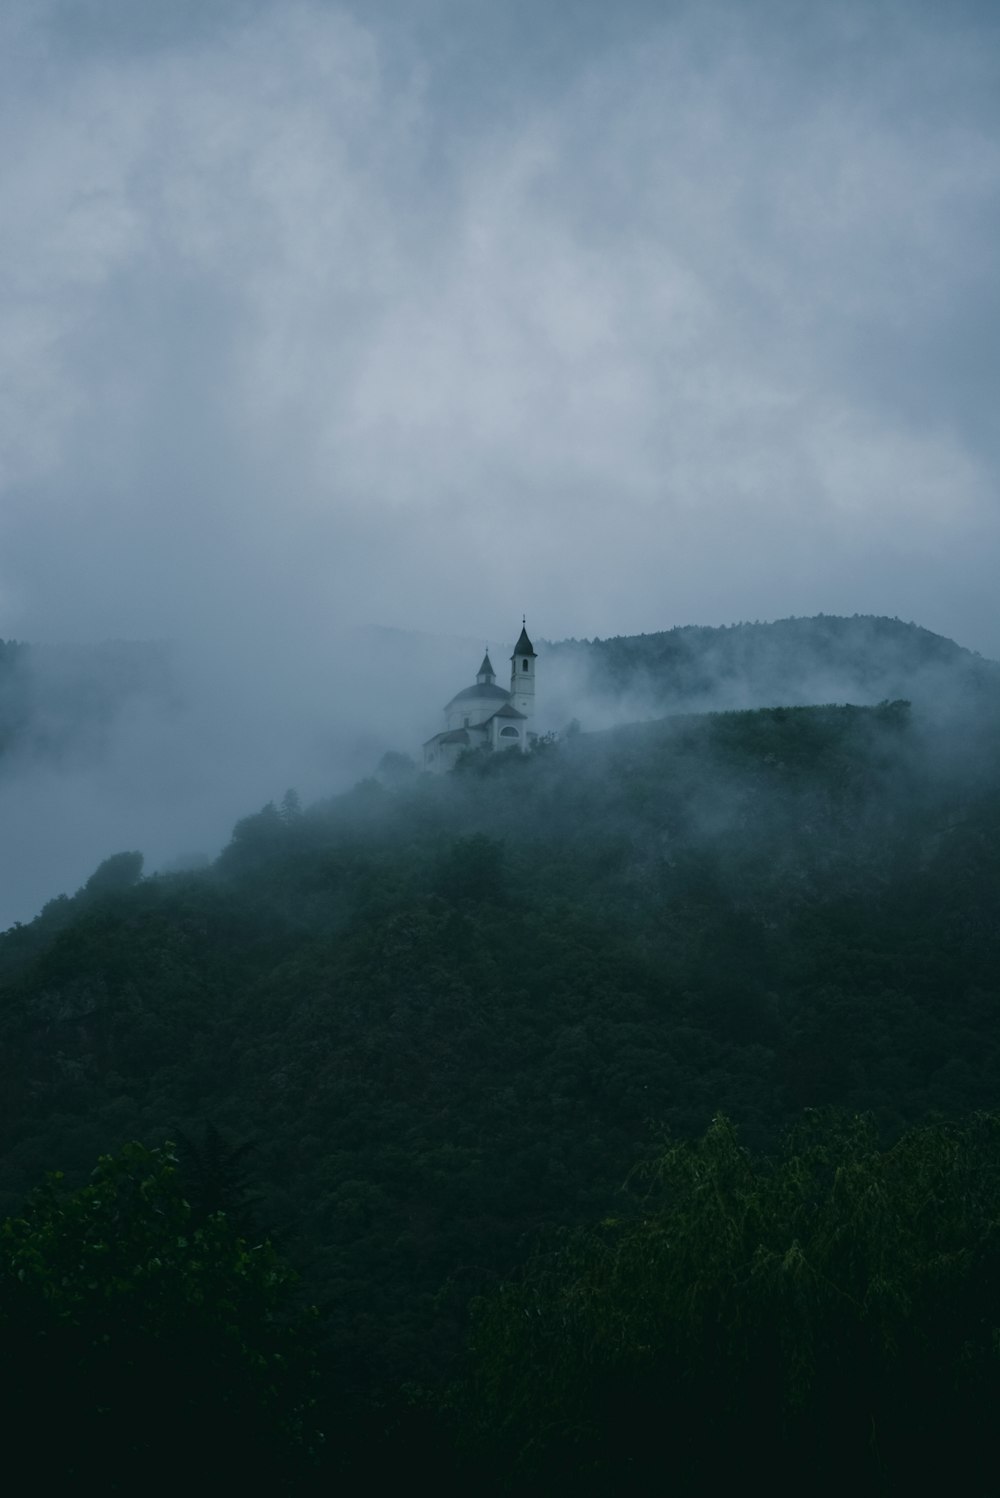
[
  {"xmin": 3, "ymin": 689, "xmax": 1000, "ymax": 1486},
  {"xmin": 544, "ymin": 613, "xmax": 1000, "ymax": 723}
]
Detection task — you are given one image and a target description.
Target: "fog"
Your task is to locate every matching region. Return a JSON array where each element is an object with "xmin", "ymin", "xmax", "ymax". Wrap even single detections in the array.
[
  {"xmin": 1, "ymin": 0, "xmax": 999, "ymax": 922},
  {"xmin": 0, "ymin": 627, "xmax": 478, "ymax": 925}
]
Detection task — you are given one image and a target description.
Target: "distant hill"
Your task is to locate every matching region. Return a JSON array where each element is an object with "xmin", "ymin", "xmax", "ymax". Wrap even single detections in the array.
[{"xmin": 540, "ymin": 615, "xmax": 1000, "ymax": 729}]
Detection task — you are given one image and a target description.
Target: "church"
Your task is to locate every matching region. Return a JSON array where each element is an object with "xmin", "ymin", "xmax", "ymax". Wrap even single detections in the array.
[{"xmin": 423, "ymin": 622, "xmax": 537, "ymax": 771}]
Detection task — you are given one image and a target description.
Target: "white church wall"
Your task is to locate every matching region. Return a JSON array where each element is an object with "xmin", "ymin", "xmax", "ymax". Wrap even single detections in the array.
[
  {"xmin": 446, "ymin": 694, "xmax": 504, "ymax": 732},
  {"xmin": 426, "ymin": 626, "xmax": 537, "ymax": 769}
]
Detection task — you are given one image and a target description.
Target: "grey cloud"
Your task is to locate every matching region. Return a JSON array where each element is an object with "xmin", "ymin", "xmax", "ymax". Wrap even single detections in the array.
[{"xmin": 1, "ymin": 0, "xmax": 998, "ymax": 649}]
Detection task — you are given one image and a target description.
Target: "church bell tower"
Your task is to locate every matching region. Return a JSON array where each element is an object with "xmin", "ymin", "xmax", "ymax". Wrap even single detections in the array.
[{"xmin": 509, "ymin": 618, "xmax": 536, "ymax": 720}]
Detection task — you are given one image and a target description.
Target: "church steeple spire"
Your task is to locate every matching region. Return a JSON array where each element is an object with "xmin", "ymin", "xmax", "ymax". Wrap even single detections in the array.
[
  {"xmin": 476, "ymin": 649, "xmax": 496, "ymax": 685},
  {"xmin": 510, "ymin": 617, "xmax": 536, "ymax": 660},
  {"xmin": 509, "ymin": 618, "xmax": 536, "ymax": 719}
]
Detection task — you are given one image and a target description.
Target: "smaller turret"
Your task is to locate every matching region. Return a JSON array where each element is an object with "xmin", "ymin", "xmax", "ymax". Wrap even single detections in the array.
[{"xmin": 476, "ymin": 650, "xmax": 496, "ymax": 686}]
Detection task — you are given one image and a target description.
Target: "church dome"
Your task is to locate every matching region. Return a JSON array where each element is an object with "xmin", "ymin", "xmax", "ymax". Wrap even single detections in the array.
[{"xmin": 446, "ymin": 681, "xmax": 511, "ymax": 707}]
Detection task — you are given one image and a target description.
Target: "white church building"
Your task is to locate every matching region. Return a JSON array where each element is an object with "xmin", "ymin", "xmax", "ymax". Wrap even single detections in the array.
[{"xmin": 423, "ymin": 622, "xmax": 537, "ymax": 771}]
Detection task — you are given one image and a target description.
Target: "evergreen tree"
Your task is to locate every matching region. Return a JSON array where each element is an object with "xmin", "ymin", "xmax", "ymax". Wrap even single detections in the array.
[{"xmin": 0, "ymin": 1142, "xmax": 319, "ymax": 1490}]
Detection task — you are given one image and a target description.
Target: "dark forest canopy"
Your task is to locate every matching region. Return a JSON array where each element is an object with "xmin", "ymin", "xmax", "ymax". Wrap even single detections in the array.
[
  {"xmin": 3, "ymin": 677, "xmax": 1000, "ymax": 1485},
  {"xmin": 464, "ymin": 1111, "xmax": 1000, "ymax": 1496},
  {"xmin": 0, "ymin": 1140, "xmax": 318, "ymax": 1489}
]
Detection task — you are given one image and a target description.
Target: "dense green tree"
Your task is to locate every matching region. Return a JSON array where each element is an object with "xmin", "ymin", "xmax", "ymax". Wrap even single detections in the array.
[
  {"xmin": 281, "ymin": 787, "xmax": 304, "ymax": 822},
  {"xmin": 83, "ymin": 849, "xmax": 144, "ymax": 896},
  {"xmin": 464, "ymin": 1112, "xmax": 1000, "ymax": 1495},
  {"xmin": 0, "ymin": 1142, "xmax": 318, "ymax": 1490},
  {"xmin": 436, "ymin": 832, "xmax": 508, "ymax": 904},
  {"xmin": 174, "ymin": 1122, "xmax": 260, "ymax": 1232},
  {"xmin": 376, "ymin": 750, "xmax": 417, "ymax": 783}
]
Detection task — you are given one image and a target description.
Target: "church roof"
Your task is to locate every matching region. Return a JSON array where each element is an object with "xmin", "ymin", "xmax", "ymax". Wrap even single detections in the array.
[
  {"xmin": 477, "ymin": 651, "xmax": 495, "ymax": 679},
  {"xmin": 487, "ymin": 703, "xmax": 527, "ymax": 720},
  {"xmin": 511, "ymin": 623, "xmax": 536, "ymax": 659},
  {"xmin": 445, "ymin": 681, "xmax": 512, "ymax": 707},
  {"xmin": 423, "ymin": 728, "xmax": 472, "ymax": 747}
]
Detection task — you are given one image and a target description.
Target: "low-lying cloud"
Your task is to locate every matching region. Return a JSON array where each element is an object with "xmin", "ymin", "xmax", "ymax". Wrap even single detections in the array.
[{"xmin": 0, "ymin": 0, "xmax": 997, "ymax": 650}]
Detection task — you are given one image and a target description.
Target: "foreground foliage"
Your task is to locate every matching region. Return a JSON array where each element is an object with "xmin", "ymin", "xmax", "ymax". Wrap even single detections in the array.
[
  {"xmin": 0, "ymin": 1143, "xmax": 317, "ymax": 1489},
  {"xmin": 466, "ymin": 1112, "xmax": 1000, "ymax": 1496}
]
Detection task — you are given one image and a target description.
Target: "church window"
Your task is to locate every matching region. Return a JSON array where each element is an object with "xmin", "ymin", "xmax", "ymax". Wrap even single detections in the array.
[
  {"xmin": 522, "ymin": 658, "xmax": 529, "ymax": 671},
  {"xmin": 500, "ymin": 726, "xmax": 519, "ymax": 738}
]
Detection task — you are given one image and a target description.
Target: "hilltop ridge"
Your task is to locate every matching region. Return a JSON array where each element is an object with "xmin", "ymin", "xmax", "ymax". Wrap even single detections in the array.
[{"xmin": 541, "ymin": 613, "xmax": 1000, "ymax": 725}]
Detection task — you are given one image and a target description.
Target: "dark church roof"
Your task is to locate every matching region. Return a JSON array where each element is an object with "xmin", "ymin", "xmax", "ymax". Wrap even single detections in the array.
[
  {"xmin": 446, "ymin": 681, "xmax": 511, "ymax": 707},
  {"xmin": 477, "ymin": 651, "xmax": 495, "ymax": 680},
  {"xmin": 511, "ymin": 623, "xmax": 536, "ymax": 659},
  {"xmin": 423, "ymin": 728, "xmax": 472, "ymax": 748},
  {"xmin": 488, "ymin": 703, "xmax": 527, "ymax": 720}
]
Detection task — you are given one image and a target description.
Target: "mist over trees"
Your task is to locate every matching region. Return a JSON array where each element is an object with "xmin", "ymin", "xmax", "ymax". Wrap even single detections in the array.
[
  {"xmin": 549, "ymin": 613, "xmax": 1000, "ymax": 717},
  {"xmin": 1, "ymin": 613, "xmax": 995, "ymax": 932},
  {"xmin": 2, "ymin": 621, "xmax": 1000, "ymax": 1484}
]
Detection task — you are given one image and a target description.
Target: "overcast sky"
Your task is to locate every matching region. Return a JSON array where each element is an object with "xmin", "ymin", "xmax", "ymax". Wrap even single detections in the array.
[{"xmin": 1, "ymin": 0, "xmax": 999, "ymax": 655}]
